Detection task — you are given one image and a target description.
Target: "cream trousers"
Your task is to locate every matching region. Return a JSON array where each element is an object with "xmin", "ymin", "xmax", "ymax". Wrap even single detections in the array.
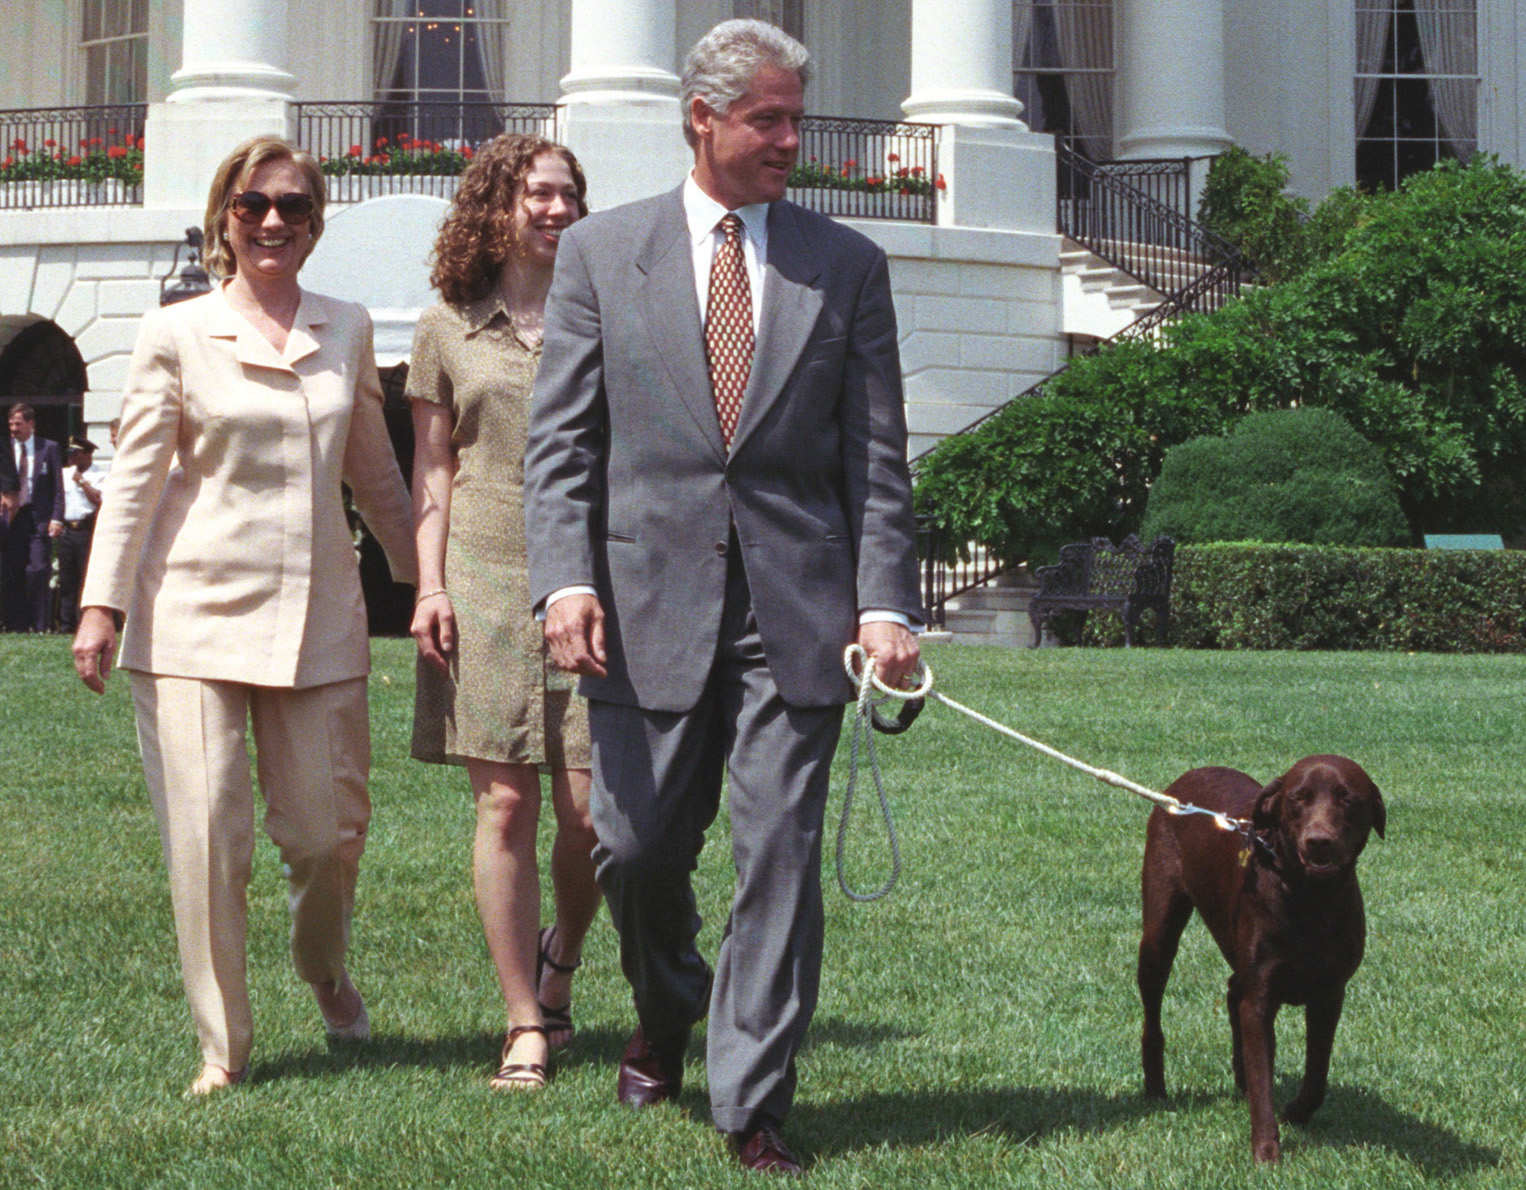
[{"xmin": 130, "ymin": 672, "xmax": 371, "ymax": 1072}]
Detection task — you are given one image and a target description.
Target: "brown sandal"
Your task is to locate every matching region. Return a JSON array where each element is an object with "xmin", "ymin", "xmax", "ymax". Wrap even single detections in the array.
[
  {"xmin": 490, "ymin": 1024, "xmax": 549, "ymax": 1092},
  {"xmin": 537, "ymin": 926, "xmax": 582, "ymax": 1047}
]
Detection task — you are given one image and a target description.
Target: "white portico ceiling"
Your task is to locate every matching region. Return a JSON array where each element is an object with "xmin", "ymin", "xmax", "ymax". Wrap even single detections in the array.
[{"xmin": 302, "ymin": 194, "xmax": 448, "ymax": 368}]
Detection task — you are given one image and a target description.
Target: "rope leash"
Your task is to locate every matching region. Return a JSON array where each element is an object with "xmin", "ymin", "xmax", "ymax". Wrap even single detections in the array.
[{"xmin": 836, "ymin": 645, "xmax": 1253, "ymax": 901}]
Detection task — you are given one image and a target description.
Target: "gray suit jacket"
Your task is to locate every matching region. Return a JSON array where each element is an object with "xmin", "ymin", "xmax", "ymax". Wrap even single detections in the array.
[{"xmin": 525, "ymin": 185, "xmax": 922, "ymax": 713}]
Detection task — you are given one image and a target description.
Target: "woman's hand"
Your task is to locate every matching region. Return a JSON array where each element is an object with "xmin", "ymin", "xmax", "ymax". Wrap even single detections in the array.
[
  {"xmin": 411, "ymin": 590, "xmax": 456, "ymax": 674},
  {"xmin": 73, "ymin": 606, "xmax": 118, "ymax": 694}
]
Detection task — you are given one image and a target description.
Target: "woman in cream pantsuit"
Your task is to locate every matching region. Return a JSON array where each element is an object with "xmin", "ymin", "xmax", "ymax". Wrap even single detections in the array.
[{"xmin": 72, "ymin": 136, "xmax": 417, "ymax": 1097}]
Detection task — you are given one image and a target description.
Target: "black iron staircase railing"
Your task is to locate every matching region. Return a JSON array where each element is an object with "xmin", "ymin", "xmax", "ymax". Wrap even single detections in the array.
[
  {"xmin": 1057, "ymin": 142, "xmax": 1246, "ymax": 317},
  {"xmin": 915, "ymin": 148, "xmax": 1251, "ymax": 628}
]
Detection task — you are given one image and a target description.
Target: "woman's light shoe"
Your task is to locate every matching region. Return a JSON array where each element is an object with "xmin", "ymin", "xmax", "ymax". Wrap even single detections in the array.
[{"xmin": 186, "ymin": 1064, "xmax": 245, "ymax": 1097}]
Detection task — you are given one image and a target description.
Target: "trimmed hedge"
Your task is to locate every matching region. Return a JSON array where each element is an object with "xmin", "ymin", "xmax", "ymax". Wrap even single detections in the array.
[
  {"xmin": 1141, "ymin": 408, "xmax": 1409, "ymax": 548},
  {"xmin": 1170, "ymin": 543, "xmax": 1526, "ymax": 652}
]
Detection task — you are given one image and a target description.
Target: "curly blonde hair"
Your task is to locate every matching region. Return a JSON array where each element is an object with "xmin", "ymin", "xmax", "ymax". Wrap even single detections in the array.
[
  {"xmin": 430, "ymin": 133, "xmax": 588, "ymax": 306},
  {"xmin": 202, "ymin": 136, "xmax": 326, "ymax": 279}
]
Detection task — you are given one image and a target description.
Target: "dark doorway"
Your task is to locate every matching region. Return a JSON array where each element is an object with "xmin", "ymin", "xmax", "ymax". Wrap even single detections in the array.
[
  {"xmin": 0, "ymin": 321, "xmax": 88, "ymax": 444},
  {"xmin": 353, "ymin": 362, "xmax": 417, "ymax": 635}
]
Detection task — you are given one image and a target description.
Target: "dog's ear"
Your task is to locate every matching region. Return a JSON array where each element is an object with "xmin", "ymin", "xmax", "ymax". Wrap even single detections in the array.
[
  {"xmin": 1253, "ymin": 777, "xmax": 1284, "ymax": 830},
  {"xmin": 1368, "ymin": 781, "xmax": 1386, "ymax": 838}
]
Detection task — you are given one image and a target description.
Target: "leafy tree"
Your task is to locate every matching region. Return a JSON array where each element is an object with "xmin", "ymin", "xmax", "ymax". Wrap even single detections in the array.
[
  {"xmin": 1197, "ymin": 146, "xmax": 1367, "ymax": 283},
  {"xmin": 1140, "ymin": 408, "xmax": 1408, "ymax": 546},
  {"xmin": 915, "ymin": 155, "xmax": 1526, "ymax": 556}
]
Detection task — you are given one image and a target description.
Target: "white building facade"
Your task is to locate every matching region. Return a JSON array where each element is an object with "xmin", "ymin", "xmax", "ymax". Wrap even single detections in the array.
[{"xmin": 1, "ymin": 0, "xmax": 1520, "ymax": 459}]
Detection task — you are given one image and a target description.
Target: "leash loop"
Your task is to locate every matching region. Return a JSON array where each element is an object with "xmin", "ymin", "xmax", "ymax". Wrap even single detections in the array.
[{"xmin": 834, "ymin": 645, "xmax": 925, "ymax": 902}]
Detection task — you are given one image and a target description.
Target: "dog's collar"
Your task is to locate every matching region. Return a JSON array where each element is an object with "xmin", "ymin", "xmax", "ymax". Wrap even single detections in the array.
[{"xmin": 1239, "ymin": 829, "xmax": 1282, "ymax": 871}]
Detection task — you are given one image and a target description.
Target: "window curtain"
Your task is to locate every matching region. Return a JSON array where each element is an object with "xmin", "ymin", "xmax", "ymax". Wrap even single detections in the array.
[
  {"xmin": 1013, "ymin": 0, "xmax": 1035, "ymax": 72},
  {"xmin": 1412, "ymin": 0, "xmax": 1477, "ymax": 156},
  {"xmin": 1053, "ymin": 0, "xmax": 1113, "ymax": 160},
  {"xmin": 1354, "ymin": 2, "xmax": 1392, "ymax": 138},
  {"xmin": 476, "ymin": 0, "xmax": 510, "ymax": 106},
  {"xmin": 735, "ymin": 0, "xmax": 805, "ymax": 40},
  {"xmin": 372, "ymin": 0, "xmax": 412, "ymax": 98}
]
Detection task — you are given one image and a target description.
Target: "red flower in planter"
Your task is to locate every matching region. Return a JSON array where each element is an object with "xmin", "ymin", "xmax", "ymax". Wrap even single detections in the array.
[
  {"xmin": 462, "ymin": 145, "xmax": 474, "ymax": 159},
  {"xmin": 44, "ymin": 138, "xmax": 56, "ymax": 148},
  {"xmin": 349, "ymin": 144, "xmax": 363, "ymax": 157},
  {"xmin": 935, "ymin": 173, "xmax": 947, "ymax": 191},
  {"xmin": 67, "ymin": 155, "xmax": 82, "ymax": 167},
  {"xmin": 107, "ymin": 145, "xmax": 127, "ymax": 159},
  {"xmin": 376, "ymin": 136, "xmax": 388, "ymax": 149},
  {"xmin": 887, "ymin": 152, "xmax": 899, "ymax": 163},
  {"xmin": 844, "ymin": 158, "xmax": 858, "ymax": 169}
]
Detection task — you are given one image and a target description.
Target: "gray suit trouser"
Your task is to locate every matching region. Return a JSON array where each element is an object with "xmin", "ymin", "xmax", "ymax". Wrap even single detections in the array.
[{"xmin": 587, "ymin": 544, "xmax": 844, "ymax": 1134}]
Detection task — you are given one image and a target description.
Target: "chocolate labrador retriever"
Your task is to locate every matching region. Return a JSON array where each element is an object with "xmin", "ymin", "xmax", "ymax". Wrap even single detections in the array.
[{"xmin": 1137, "ymin": 755, "xmax": 1386, "ymax": 1163}]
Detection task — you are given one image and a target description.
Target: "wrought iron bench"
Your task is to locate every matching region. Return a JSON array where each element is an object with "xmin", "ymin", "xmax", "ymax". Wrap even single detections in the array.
[{"xmin": 1028, "ymin": 535, "xmax": 1175, "ymax": 647}]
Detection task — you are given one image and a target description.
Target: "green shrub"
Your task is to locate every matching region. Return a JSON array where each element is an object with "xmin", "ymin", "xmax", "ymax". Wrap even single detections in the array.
[
  {"xmin": 1198, "ymin": 147, "xmax": 1313, "ymax": 283},
  {"xmin": 912, "ymin": 336, "xmax": 1242, "ymax": 564},
  {"xmin": 915, "ymin": 156, "xmax": 1526, "ymax": 556},
  {"xmin": 1197, "ymin": 146, "xmax": 1367, "ymax": 283},
  {"xmin": 1141, "ymin": 408, "xmax": 1408, "ymax": 547},
  {"xmin": 1170, "ymin": 543, "xmax": 1526, "ymax": 651}
]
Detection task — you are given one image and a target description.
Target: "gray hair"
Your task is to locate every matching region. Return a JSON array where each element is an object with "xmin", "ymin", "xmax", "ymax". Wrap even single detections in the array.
[{"xmin": 680, "ymin": 19, "xmax": 810, "ymax": 147}]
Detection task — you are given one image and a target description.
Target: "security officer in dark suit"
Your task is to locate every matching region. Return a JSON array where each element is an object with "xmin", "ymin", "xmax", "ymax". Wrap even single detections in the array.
[{"xmin": 3, "ymin": 403, "xmax": 66, "ymax": 631}]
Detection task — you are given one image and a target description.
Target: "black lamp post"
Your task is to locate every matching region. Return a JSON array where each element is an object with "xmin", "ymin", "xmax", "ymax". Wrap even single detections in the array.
[{"xmin": 159, "ymin": 227, "xmax": 213, "ymax": 307}]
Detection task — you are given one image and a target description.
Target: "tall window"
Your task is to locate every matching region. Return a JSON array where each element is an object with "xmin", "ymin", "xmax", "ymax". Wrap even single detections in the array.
[
  {"xmin": 734, "ymin": 1, "xmax": 805, "ymax": 42},
  {"xmin": 1013, "ymin": 0, "xmax": 1114, "ymax": 161},
  {"xmin": 373, "ymin": 0, "xmax": 511, "ymax": 104},
  {"xmin": 81, "ymin": 0, "xmax": 148, "ymax": 105},
  {"xmin": 1355, "ymin": 0, "xmax": 1477, "ymax": 191},
  {"xmin": 372, "ymin": 0, "xmax": 513, "ymax": 142}
]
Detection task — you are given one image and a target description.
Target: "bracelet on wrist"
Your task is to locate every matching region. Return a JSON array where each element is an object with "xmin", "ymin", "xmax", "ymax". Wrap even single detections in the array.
[{"xmin": 415, "ymin": 588, "xmax": 449, "ymax": 606}]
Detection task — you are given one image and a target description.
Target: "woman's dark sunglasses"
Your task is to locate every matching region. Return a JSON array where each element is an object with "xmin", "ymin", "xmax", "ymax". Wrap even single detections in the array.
[{"xmin": 230, "ymin": 191, "xmax": 315, "ymax": 225}]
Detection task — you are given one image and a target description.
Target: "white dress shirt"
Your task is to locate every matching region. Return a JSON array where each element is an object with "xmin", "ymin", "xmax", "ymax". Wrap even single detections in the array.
[{"xmin": 63, "ymin": 460, "xmax": 107, "ymax": 521}]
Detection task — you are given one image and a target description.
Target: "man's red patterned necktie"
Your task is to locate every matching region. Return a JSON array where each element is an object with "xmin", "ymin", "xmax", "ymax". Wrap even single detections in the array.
[{"xmin": 705, "ymin": 213, "xmax": 754, "ymax": 449}]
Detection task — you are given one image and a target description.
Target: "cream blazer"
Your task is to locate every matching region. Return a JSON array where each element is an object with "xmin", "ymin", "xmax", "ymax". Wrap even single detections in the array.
[{"xmin": 82, "ymin": 284, "xmax": 417, "ymax": 688}]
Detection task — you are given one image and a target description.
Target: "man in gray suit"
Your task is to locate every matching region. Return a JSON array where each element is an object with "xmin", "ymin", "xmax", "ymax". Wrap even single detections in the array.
[{"xmin": 525, "ymin": 19, "xmax": 922, "ymax": 1174}]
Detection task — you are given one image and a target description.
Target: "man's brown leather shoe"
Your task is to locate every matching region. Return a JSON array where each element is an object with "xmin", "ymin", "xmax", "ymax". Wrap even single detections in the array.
[
  {"xmin": 616, "ymin": 1026, "xmax": 686, "ymax": 1107},
  {"xmin": 728, "ymin": 1126, "xmax": 804, "ymax": 1176}
]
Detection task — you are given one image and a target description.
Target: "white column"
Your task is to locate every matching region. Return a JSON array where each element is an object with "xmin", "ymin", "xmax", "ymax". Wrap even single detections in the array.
[
  {"xmin": 560, "ymin": 0, "xmax": 680, "ymax": 104},
  {"xmin": 901, "ymin": 0, "xmax": 1025, "ymax": 127},
  {"xmin": 900, "ymin": 0, "xmax": 1056, "ymax": 235},
  {"xmin": 143, "ymin": 0, "xmax": 293, "ymax": 209},
  {"xmin": 1116, "ymin": 0, "xmax": 1232, "ymax": 161},
  {"xmin": 167, "ymin": 0, "xmax": 297, "ymax": 102},
  {"xmin": 557, "ymin": 0, "xmax": 688, "ymax": 211}
]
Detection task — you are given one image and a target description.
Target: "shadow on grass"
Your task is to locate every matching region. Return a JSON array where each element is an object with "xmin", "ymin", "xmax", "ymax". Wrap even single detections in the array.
[
  {"xmin": 798, "ymin": 1080, "xmax": 1497, "ymax": 1176},
  {"xmin": 248, "ymin": 1023, "xmax": 637, "ymax": 1086},
  {"xmin": 798, "ymin": 1084, "xmax": 1153, "ymax": 1157},
  {"xmin": 1287, "ymin": 1083, "xmax": 1500, "ymax": 1177},
  {"xmin": 802, "ymin": 1017, "xmax": 919, "ymax": 1051}
]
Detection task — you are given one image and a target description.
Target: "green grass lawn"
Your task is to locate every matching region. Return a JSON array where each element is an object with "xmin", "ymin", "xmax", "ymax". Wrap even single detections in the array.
[{"xmin": 2, "ymin": 636, "xmax": 1523, "ymax": 1188}]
